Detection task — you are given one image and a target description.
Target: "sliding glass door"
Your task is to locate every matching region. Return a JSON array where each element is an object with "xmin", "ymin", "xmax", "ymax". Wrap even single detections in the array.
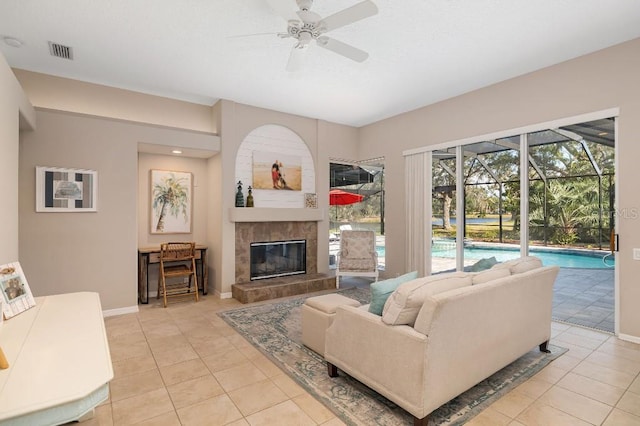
[
  {"xmin": 431, "ymin": 149, "xmax": 457, "ymax": 273},
  {"xmin": 421, "ymin": 116, "xmax": 616, "ymax": 333}
]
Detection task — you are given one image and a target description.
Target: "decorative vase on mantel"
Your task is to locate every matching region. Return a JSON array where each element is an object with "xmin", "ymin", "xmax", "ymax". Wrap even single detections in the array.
[
  {"xmin": 235, "ymin": 181, "xmax": 245, "ymax": 207},
  {"xmin": 246, "ymin": 186, "xmax": 254, "ymax": 207}
]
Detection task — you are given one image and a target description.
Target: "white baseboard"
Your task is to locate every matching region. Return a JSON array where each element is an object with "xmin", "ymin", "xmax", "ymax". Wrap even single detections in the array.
[
  {"xmin": 617, "ymin": 333, "xmax": 640, "ymax": 345},
  {"xmin": 219, "ymin": 291, "xmax": 233, "ymax": 299},
  {"xmin": 103, "ymin": 305, "xmax": 139, "ymax": 317}
]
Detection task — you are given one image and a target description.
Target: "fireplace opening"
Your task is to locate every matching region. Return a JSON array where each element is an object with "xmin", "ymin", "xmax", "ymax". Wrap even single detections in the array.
[{"xmin": 250, "ymin": 240, "xmax": 306, "ymax": 280}]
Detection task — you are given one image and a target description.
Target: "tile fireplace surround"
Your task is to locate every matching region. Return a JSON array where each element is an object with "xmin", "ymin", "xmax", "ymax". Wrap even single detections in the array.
[
  {"xmin": 235, "ymin": 221, "xmax": 318, "ymax": 283},
  {"xmin": 232, "ymin": 215, "xmax": 336, "ymax": 303}
]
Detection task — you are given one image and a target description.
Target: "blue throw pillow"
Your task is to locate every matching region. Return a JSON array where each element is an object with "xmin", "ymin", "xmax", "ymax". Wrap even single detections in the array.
[
  {"xmin": 368, "ymin": 270, "xmax": 419, "ymax": 315},
  {"xmin": 469, "ymin": 256, "xmax": 498, "ymax": 272}
]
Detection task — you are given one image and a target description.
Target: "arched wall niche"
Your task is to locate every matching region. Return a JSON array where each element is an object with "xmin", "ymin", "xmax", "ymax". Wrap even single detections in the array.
[{"xmin": 235, "ymin": 124, "xmax": 315, "ymax": 208}]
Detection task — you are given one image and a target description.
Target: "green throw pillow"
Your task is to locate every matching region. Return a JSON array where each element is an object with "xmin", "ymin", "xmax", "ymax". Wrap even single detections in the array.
[
  {"xmin": 469, "ymin": 256, "xmax": 498, "ymax": 272},
  {"xmin": 368, "ymin": 270, "xmax": 419, "ymax": 315}
]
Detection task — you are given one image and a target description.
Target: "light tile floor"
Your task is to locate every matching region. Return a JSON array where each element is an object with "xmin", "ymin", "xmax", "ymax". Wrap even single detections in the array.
[{"xmin": 89, "ymin": 292, "xmax": 640, "ymax": 426}]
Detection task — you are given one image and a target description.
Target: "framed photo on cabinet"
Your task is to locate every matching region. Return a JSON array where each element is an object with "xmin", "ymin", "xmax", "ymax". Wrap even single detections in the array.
[{"xmin": 0, "ymin": 261, "xmax": 36, "ymax": 320}]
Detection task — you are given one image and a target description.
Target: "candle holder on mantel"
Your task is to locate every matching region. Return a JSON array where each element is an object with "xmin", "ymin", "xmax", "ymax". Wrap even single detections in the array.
[
  {"xmin": 246, "ymin": 186, "xmax": 254, "ymax": 207},
  {"xmin": 235, "ymin": 181, "xmax": 245, "ymax": 207}
]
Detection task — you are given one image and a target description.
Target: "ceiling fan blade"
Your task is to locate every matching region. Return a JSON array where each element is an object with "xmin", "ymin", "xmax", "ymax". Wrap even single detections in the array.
[
  {"xmin": 316, "ymin": 36, "xmax": 368, "ymax": 62},
  {"xmin": 286, "ymin": 45, "xmax": 308, "ymax": 71},
  {"xmin": 297, "ymin": 10, "xmax": 321, "ymax": 23},
  {"xmin": 320, "ymin": 0, "xmax": 378, "ymax": 32},
  {"xmin": 227, "ymin": 32, "xmax": 281, "ymax": 39},
  {"xmin": 265, "ymin": 0, "xmax": 298, "ymax": 21}
]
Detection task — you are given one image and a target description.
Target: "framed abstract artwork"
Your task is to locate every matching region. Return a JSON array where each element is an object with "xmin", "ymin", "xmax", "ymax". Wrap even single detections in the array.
[
  {"xmin": 0, "ymin": 261, "xmax": 36, "ymax": 320},
  {"xmin": 36, "ymin": 166, "xmax": 98, "ymax": 212},
  {"xmin": 150, "ymin": 169, "xmax": 193, "ymax": 234}
]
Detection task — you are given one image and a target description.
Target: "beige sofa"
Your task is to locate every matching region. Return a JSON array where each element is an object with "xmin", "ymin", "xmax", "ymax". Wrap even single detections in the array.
[{"xmin": 324, "ymin": 256, "xmax": 559, "ymax": 426}]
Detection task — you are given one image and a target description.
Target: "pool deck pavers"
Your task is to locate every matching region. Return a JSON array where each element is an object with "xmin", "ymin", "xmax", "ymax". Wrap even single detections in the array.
[{"xmin": 552, "ymin": 267, "xmax": 614, "ymax": 333}]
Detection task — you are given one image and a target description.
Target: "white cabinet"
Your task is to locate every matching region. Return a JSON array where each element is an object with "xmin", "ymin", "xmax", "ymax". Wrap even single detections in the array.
[{"xmin": 0, "ymin": 292, "xmax": 113, "ymax": 425}]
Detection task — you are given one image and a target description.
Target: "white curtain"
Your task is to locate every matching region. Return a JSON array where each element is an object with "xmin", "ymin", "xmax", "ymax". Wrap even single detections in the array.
[{"xmin": 404, "ymin": 152, "xmax": 431, "ymax": 277}]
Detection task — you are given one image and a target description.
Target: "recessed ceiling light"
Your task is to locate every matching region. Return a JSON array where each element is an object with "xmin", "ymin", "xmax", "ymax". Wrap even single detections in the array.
[
  {"xmin": 172, "ymin": 150, "xmax": 182, "ymax": 154},
  {"xmin": 3, "ymin": 37, "xmax": 23, "ymax": 48},
  {"xmin": 597, "ymin": 132, "xmax": 608, "ymax": 136}
]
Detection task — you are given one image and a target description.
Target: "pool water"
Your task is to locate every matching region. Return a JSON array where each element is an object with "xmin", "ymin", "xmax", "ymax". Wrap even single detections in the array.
[{"xmin": 432, "ymin": 245, "xmax": 614, "ymax": 269}]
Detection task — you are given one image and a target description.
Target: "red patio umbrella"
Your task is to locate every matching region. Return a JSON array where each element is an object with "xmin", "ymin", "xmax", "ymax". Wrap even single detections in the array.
[
  {"xmin": 330, "ymin": 189, "xmax": 364, "ymax": 227},
  {"xmin": 329, "ymin": 189, "xmax": 364, "ymax": 205}
]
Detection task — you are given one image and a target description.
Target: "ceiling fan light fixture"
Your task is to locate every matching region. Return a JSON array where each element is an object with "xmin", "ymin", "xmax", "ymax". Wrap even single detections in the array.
[
  {"xmin": 298, "ymin": 32, "xmax": 312, "ymax": 43},
  {"xmin": 267, "ymin": 0, "xmax": 377, "ymax": 69}
]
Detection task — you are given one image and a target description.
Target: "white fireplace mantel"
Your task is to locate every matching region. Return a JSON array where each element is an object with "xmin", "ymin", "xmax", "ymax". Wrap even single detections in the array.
[{"xmin": 229, "ymin": 208, "xmax": 324, "ymax": 223}]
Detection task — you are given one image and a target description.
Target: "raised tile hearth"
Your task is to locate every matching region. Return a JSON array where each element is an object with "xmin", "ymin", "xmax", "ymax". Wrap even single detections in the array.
[{"xmin": 232, "ymin": 273, "xmax": 336, "ymax": 304}]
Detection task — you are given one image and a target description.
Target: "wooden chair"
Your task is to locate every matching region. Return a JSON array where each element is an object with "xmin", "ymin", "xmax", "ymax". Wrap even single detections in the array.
[{"xmin": 157, "ymin": 242, "xmax": 198, "ymax": 308}]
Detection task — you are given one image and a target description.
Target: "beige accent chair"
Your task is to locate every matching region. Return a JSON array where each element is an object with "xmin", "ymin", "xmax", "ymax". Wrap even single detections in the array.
[{"xmin": 335, "ymin": 230, "xmax": 379, "ymax": 288}]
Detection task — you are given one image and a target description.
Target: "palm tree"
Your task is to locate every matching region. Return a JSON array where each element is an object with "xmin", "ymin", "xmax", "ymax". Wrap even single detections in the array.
[
  {"xmin": 152, "ymin": 174, "xmax": 189, "ymax": 232},
  {"xmin": 529, "ymin": 179, "xmax": 599, "ymax": 245}
]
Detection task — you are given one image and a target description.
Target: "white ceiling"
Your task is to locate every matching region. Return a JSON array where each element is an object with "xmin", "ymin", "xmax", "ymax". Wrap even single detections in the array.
[{"xmin": 1, "ymin": 0, "xmax": 639, "ymax": 127}]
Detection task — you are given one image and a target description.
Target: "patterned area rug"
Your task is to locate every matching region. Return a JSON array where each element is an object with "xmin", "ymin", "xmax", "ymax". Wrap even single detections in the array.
[{"xmin": 219, "ymin": 288, "xmax": 567, "ymax": 426}]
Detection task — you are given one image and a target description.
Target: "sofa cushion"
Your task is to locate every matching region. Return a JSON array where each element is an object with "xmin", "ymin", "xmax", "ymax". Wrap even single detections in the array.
[
  {"xmin": 511, "ymin": 256, "xmax": 543, "ymax": 274},
  {"xmin": 491, "ymin": 256, "xmax": 543, "ymax": 274},
  {"xmin": 468, "ymin": 256, "xmax": 498, "ymax": 272},
  {"xmin": 471, "ymin": 267, "xmax": 511, "ymax": 285},
  {"xmin": 381, "ymin": 272, "xmax": 472, "ymax": 326},
  {"xmin": 368, "ymin": 270, "xmax": 419, "ymax": 315},
  {"xmin": 305, "ymin": 293, "xmax": 361, "ymax": 314}
]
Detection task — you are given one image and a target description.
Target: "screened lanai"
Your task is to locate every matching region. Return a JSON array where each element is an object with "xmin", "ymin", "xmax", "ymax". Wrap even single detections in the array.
[
  {"xmin": 432, "ymin": 118, "xmax": 615, "ymax": 250},
  {"xmin": 329, "ymin": 161, "xmax": 385, "ymax": 231},
  {"xmin": 328, "ymin": 160, "xmax": 385, "ymax": 269},
  {"xmin": 429, "ymin": 117, "xmax": 616, "ymax": 332}
]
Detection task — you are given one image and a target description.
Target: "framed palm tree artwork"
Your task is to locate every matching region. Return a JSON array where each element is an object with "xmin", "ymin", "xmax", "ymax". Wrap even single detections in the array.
[{"xmin": 150, "ymin": 169, "xmax": 192, "ymax": 234}]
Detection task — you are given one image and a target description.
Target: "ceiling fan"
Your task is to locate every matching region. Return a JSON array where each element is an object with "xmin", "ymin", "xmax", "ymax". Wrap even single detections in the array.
[{"xmin": 266, "ymin": 0, "xmax": 378, "ymax": 71}]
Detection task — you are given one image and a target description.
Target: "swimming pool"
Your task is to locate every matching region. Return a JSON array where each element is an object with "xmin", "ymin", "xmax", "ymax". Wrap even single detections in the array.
[{"xmin": 432, "ymin": 242, "xmax": 614, "ymax": 269}]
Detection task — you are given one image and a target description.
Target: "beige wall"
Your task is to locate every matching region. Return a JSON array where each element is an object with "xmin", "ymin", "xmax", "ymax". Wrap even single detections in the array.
[
  {"xmin": 211, "ymin": 102, "xmax": 360, "ymax": 296},
  {"xmin": 13, "ymin": 69, "xmax": 216, "ymax": 133},
  {"xmin": 14, "ymin": 38, "xmax": 636, "ymax": 336},
  {"xmin": 19, "ymin": 110, "xmax": 138, "ymax": 309},
  {"xmin": 11, "ymin": 76, "xmax": 359, "ymax": 303},
  {"xmin": 138, "ymin": 153, "xmax": 209, "ymax": 247},
  {"xmin": 0, "ymin": 56, "xmax": 34, "ymax": 264},
  {"xmin": 359, "ymin": 37, "xmax": 640, "ymax": 339},
  {"xmin": 18, "ymin": 109, "xmax": 221, "ymax": 311},
  {"xmin": 137, "ymin": 153, "xmax": 210, "ymax": 296}
]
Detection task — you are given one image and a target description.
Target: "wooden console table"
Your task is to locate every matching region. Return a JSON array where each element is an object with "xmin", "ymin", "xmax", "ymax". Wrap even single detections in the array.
[
  {"xmin": 0, "ymin": 292, "xmax": 113, "ymax": 425},
  {"xmin": 138, "ymin": 244, "xmax": 208, "ymax": 304}
]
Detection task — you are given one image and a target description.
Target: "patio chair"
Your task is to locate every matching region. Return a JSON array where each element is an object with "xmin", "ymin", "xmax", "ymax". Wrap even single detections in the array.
[{"xmin": 335, "ymin": 230, "xmax": 379, "ymax": 288}]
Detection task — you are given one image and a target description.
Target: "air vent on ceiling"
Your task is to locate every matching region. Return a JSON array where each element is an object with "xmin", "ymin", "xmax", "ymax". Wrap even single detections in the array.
[{"xmin": 48, "ymin": 41, "xmax": 73, "ymax": 60}]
